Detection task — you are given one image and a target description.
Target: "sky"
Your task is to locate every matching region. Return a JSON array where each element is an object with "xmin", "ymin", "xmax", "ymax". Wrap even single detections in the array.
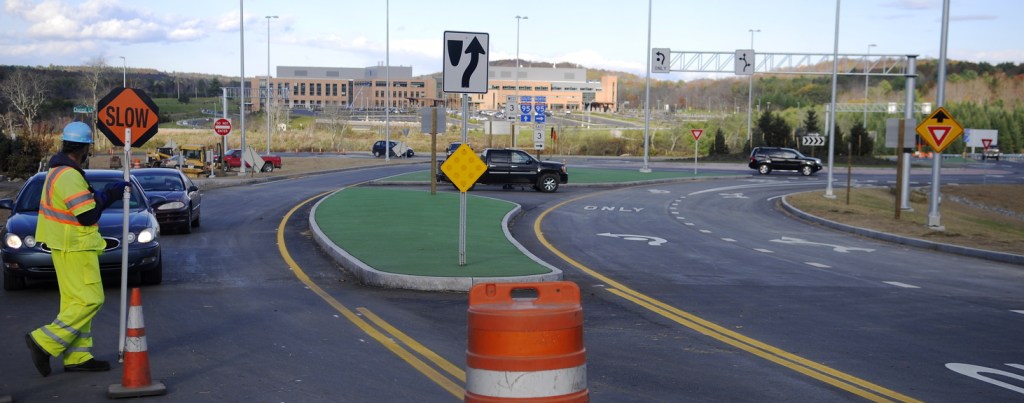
[{"xmin": 1, "ymin": 0, "xmax": 1021, "ymax": 81}]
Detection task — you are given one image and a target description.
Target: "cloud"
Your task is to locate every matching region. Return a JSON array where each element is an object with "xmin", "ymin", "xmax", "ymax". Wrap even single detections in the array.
[
  {"xmin": 951, "ymin": 14, "xmax": 997, "ymax": 22},
  {"xmin": 883, "ymin": 0, "xmax": 935, "ymax": 10},
  {"xmin": 6, "ymin": 0, "xmax": 211, "ymax": 43}
]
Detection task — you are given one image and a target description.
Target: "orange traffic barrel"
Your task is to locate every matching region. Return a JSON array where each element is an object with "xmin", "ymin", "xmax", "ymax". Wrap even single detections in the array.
[{"xmin": 466, "ymin": 282, "xmax": 588, "ymax": 402}]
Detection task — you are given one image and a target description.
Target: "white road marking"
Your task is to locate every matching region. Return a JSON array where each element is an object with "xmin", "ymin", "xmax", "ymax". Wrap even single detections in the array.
[
  {"xmin": 721, "ymin": 238, "xmax": 736, "ymax": 242},
  {"xmin": 670, "ymin": 206, "xmax": 677, "ymax": 210},
  {"xmin": 767, "ymin": 195, "xmax": 783, "ymax": 201},
  {"xmin": 1011, "ymin": 310, "xmax": 1024, "ymax": 315},
  {"xmin": 699, "ymin": 229, "xmax": 712, "ymax": 234},
  {"xmin": 676, "ymin": 217, "xmax": 686, "ymax": 220},
  {"xmin": 884, "ymin": 281, "xmax": 920, "ymax": 289},
  {"xmin": 754, "ymin": 248, "xmax": 774, "ymax": 253},
  {"xmin": 685, "ymin": 222, "xmax": 695, "ymax": 226},
  {"xmin": 805, "ymin": 262, "xmax": 831, "ymax": 268},
  {"xmin": 671, "ymin": 211, "xmax": 679, "ymax": 214},
  {"xmin": 649, "ymin": 189, "xmax": 671, "ymax": 194},
  {"xmin": 671, "ymin": 203, "xmax": 679, "ymax": 207},
  {"xmin": 770, "ymin": 237, "xmax": 875, "ymax": 253},
  {"xmin": 720, "ymin": 192, "xmax": 749, "ymax": 199},
  {"xmin": 597, "ymin": 233, "xmax": 668, "ymax": 246}
]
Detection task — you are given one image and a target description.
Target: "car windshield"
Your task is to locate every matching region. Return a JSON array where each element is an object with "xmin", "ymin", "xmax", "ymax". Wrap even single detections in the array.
[
  {"xmin": 135, "ymin": 172, "xmax": 185, "ymax": 192},
  {"xmin": 13, "ymin": 174, "xmax": 144, "ymax": 212}
]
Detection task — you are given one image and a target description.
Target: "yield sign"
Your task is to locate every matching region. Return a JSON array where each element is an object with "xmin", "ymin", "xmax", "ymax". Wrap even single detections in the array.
[
  {"xmin": 96, "ymin": 87, "xmax": 160, "ymax": 147},
  {"xmin": 982, "ymin": 139, "xmax": 992, "ymax": 150},
  {"xmin": 691, "ymin": 129, "xmax": 703, "ymax": 141},
  {"xmin": 915, "ymin": 106, "xmax": 963, "ymax": 153}
]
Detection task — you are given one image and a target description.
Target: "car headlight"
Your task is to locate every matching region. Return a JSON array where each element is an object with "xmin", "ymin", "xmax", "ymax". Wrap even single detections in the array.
[
  {"xmin": 135, "ymin": 228, "xmax": 156, "ymax": 244},
  {"xmin": 157, "ymin": 201, "xmax": 186, "ymax": 210},
  {"xmin": 4, "ymin": 233, "xmax": 22, "ymax": 249}
]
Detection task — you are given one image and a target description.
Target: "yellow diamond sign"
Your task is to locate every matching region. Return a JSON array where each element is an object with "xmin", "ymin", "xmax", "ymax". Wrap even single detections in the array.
[
  {"xmin": 915, "ymin": 106, "xmax": 963, "ymax": 153},
  {"xmin": 440, "ymin": 144, "xmax": 487, "ymax": 192}
]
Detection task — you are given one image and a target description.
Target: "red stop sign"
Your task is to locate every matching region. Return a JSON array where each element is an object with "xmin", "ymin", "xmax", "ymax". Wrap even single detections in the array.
[{"xmin": 214, "ymin": 118, "xmax": 232, "ymax": 136}]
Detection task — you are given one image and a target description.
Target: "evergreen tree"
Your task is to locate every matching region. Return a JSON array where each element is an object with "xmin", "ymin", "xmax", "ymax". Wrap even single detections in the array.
[{"xmin": 712, "ymin": 127, "xmax": 729, "ymax": 155}]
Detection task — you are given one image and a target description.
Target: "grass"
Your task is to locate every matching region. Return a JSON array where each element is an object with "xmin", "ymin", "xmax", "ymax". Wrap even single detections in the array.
[{"xmin": 786, "ymin": 184, "xmax": 1024, "ymax": 254}]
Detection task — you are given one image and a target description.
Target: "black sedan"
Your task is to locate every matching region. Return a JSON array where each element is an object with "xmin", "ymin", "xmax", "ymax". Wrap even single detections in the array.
[
  {"xmin": 0, "ymin": 170, "xmax": 162, "ymax": 290},
  {"xmin": 132, "ymin": 168, "xmax": 202, "ymax": 234}
]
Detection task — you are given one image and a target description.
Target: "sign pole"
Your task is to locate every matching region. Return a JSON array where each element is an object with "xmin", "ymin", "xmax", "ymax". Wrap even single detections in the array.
[
  {"xmin": 928, "ymin": 0, "xmax": 951, "ymax": 229},
  {"xmin": 459, "ymin": 94, "xmax": 468, "ymax": 266},
  {"xmin": 117, "ymin": 127, "xmax": 131, "ymax": 362},
  {"xmin": 895, "ymin": 120, "xmax": 905, "ymax": 220}
]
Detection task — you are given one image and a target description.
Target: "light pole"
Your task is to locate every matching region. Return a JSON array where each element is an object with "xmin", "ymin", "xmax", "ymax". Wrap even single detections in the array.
[
  {"xmin": 746, "ymin": 29, "xmax": 760, "ymax": 149},
  {"xmin": 863, "ymin": 43, "xmax": 876, "ymax": 128},
  {"xmin": 515, "ymin": 15, "xmax": 527, "ymax": 148},
  {"xmin": 119, "ymin": 56, "xmax": 126, "ymax": 87},
  {"xmin": 265, "ymin": 15, "xmax": 278, "ymax": 155}
]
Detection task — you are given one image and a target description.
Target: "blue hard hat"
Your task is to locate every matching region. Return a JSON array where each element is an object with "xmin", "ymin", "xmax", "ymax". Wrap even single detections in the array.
[{"xmin": 61, "ymin": 121, "xmax": 93, "ymax": 144}]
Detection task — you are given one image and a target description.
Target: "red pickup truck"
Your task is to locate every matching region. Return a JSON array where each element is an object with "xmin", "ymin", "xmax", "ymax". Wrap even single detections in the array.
[{"xmin": 222, "ymin": 148, "xmax": 283, "ymax": 172}]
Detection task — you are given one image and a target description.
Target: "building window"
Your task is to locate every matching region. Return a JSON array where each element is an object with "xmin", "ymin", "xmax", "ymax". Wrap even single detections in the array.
[
  {"xmin": 535, "ymin": 86, "xmax": 549, "ymax": 91},
  {"xmin": 375, "ymin": 81, "xmax": 387, "ymax": 87},
  {"xmin": 300, "ymin": 83, "xmax": 306, "ymax": 96},
  {"xmin": 341, "ymin": 83, "xmax": 347, "ymax": 94},
  {"xmin": 293, "ymin": 83, "xmax": 299, "ymax": 95},
  {"xmin": 501, "ymin": 85, "xmax": 515, "ymax": 90},
  {"xmin": 394, "ymin": 81, "xmax": 408, "ymax": 87},
  {"xmin": 411, "ymin": 81, "xmax": 425, "ymax": 88},
  {"xmin": 332, "ymin": 83, "xmax": 338, "ymax": 96},
  {"xmin": 316, "ymin": 83, "xmax": 322, "ymax": 96}
]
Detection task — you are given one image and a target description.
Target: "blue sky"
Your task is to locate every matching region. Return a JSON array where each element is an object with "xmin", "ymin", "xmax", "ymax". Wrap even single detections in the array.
[{"xmin": 1, "ymin": 0, "xmax": 1020, "ymax": 81}]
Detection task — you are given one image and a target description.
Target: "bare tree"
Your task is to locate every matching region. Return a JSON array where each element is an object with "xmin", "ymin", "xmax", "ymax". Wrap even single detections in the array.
[
  {"xmin": 0, "ymin": 68, "xmax": 48, "ymax": 138},
  {"xmin": 82, "ymin": 55, "xmax": 114, "ymax": 147}
]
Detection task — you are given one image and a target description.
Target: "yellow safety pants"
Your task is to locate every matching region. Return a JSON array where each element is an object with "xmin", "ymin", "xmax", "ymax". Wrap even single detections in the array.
[{"xmin": 30, "ymin": 249, "xmax": 104, "ymax": 366}]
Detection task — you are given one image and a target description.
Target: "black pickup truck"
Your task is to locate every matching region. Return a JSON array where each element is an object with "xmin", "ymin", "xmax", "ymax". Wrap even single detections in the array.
[{"xmin": 437, "ymin": 148, "xmax": 568, "ymax": 192}]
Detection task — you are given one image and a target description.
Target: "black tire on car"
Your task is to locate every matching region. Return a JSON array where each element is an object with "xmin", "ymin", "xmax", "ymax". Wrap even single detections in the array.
[
  {"xmin": 261, "ymin": 162, "xmax": 274, "ymax": 172},
  {"xmin": 406, "ymin": 150, "xmax": 415, "ymax": 158},
  {"xmin": 182, "ymin": 210, "xmax": 193, "ymax": 234},
  {"xmin": 758, "ymin": 164, "xmax": 772, "ymax": 175},
  {"xmin": 536, "ymin": 173, "xmax": 559, "ymax": 193},
  {"xmin": 801, "ymin": 165, "xmax": 814, "ymax": 176},
  {"xmin": 192, "ymin": 207, "xmax": 201, "ymax": 228},
  {"xmin": 3, "ymin": 271, "xmax": 26, "ymax": 291}
]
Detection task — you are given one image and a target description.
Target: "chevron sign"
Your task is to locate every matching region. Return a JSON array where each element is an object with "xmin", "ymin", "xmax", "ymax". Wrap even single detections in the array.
[{"xmin": 802, "ymin": 135, "xmax": 825, "ymax": 146}]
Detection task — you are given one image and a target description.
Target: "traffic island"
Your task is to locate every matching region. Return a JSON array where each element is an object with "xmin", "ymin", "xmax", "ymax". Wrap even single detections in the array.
[{"xmin": 310, "ymin": 187, "xmax": 561, "ymax": 291}]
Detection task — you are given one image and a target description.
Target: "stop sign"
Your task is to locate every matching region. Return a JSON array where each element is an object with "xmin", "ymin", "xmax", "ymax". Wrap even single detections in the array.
[{"xmin": 214, "ymin": 118, "xmax": 232, "ymax": 136}]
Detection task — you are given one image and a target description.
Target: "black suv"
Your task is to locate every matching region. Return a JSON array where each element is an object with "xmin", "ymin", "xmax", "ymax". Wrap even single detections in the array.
[
  {"xmin": 372, "ymin": 140, "xmax": 414, "ymax": 158},
  {"xmin": 748, "ymin": 147, "xmax": 822, "ymax": 176}
]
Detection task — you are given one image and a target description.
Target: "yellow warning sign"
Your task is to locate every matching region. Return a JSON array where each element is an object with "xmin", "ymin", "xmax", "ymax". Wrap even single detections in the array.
[
  {"xmin": 440, "ymin": 144, "xmax": 487, "ymax": 192},
  {"xmin": 915, "ymin": 107, "xmax": 963, "ymax": 153}
]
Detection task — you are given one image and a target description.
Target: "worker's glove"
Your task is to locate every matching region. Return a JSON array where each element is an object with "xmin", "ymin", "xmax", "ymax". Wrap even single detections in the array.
[{"xmin": 97, "ymin": 181, "xmax": 131, "ymax": 209}]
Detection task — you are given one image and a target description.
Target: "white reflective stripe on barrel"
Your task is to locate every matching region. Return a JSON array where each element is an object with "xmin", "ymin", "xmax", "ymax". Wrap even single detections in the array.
[{"xmin": 466, "ymin": 364, "xmax": 586, "ymax": 398}]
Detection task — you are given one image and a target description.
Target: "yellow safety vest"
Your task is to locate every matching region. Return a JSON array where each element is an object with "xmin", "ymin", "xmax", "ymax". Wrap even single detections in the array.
[{"xmin": 35, "ymin": 166, "xmax": 105, "ymax": 252}]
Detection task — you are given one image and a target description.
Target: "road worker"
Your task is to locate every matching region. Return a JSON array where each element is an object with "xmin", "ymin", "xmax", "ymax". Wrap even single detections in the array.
[{"xmin": 25, "ymin": 121, "xmax": 128, "ymax": 376}]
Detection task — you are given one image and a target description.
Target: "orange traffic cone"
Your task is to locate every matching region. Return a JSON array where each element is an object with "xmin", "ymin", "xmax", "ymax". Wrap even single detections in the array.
[{"xmin": 108, "ymin": 288, "xmax": 167, "ymax": 398}]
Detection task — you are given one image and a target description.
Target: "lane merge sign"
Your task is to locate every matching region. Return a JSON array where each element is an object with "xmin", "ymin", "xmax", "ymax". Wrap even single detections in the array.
[
  {"xmin": 915, "ymin": 106, "xmax": 963, "ymax": 153},
  {"xmin": 443, "ymin": 31, "xmax": 489, "ymax": 93},
  {"xmin": 96, "ymin": 87, "xmax": 159, "ymax": 147}
]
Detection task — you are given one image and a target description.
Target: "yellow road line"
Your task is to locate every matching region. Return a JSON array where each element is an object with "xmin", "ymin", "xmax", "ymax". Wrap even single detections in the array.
[
  {"xmin": 357, "ymin": 307, "xmax": 467, "ymax": 382},
  {"xmin": 277, "ymin": 190, "xmax": 464, "ymax": 399},
  {"xmin": 535, "ymin": 192, "xmax": 921, "ymax": 403}
]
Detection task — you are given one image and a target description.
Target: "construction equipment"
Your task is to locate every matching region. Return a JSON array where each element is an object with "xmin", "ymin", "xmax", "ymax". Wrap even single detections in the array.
[
  {"xmin": 178, "ymin": 145, "xmax": 211, "ymax": 178},
  {"xmin": 145, "ymin": 141, "xmax": 177, "ymax": 167}
]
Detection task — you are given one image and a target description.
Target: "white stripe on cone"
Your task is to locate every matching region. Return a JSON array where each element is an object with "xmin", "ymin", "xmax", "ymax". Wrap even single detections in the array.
[{"xmin": 466, "ymin": 364, "xmax": 587, "ymax": 398}]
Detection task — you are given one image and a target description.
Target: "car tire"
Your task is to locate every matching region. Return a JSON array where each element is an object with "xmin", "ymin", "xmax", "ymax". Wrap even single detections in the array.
[
  {"xmin": 182, "ymin": 210, "xmax": 193, "ymax": 234},
  {"xmin": 261, "ymin": 162, "xmax": 274, "ymax": 172},
  {"xmin": 801, "ymin": 165, "xmax": 814, "ymax": 176},
  {"xmin": 192, "ymin": 207, "xmax": 201, "ymax": 228},
  {"xmin": 141, "ymin": 257, "xmax": 163, "ymax": 285},
  {"xmin": 758, "ymin": 164, "xmax": 772, "ymax": 175},
  {"xmin": 406, "ymin": 150, "xmax": 415, "ymax": 158},
  {"xmin": 3, "ymin": 271, "xmax": 26, "ymax": 291},
  {"xmin": 536, "ymin": 173, "xmax": 559, "ymax": 193}
]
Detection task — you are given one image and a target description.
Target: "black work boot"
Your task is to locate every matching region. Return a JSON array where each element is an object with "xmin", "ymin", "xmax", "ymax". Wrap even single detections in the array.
[
  {"xmin": 25, "ymin": 333, "xmax": 51, "ymax": 377},
  {"xmin": 65, "ymin": 358, "xmax": 111, "ymax": 372}
]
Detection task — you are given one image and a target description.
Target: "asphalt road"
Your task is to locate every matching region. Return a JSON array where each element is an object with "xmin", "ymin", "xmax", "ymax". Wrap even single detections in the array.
[{"xmin": 1, "ymin": 158, "xmax": 1021, "ymax": 401}]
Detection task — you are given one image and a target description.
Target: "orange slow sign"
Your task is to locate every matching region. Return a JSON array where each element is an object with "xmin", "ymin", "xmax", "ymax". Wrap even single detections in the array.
[{"xmin": 96, "ymin": 87, "xmax": 160, "ymax": 147}]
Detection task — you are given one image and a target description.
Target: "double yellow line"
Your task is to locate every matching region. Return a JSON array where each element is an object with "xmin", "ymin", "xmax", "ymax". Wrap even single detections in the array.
[
  {"xmin": 534, "ymin": 194, "xmax": 921, "ymax": 403},
  {"xmin": 277, "ymin": 190, "xmax": 465, "ymax": 399}
]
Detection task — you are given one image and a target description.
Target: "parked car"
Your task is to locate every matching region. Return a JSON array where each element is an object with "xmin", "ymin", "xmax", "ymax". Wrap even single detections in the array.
[
  {"xmin": 446, "ymin": 141, "xmax": 472, "ymax": 156},
  {"xmin": 132, "ymin": 168, "xmax": 202, "ymax": 234},
  {"xmin": 0, "ymin": 170, "xmax": 162, "ymax": 290},
  {"xmin": 748, "ymin": 146, "xmax": 823, "ymax": 176},
  {"xmin": 372, "ymin": 140, "xmax": 415, "ymax": 158},
  {"xmin": 437, "ymin": 148, "xmax": 568, "ymax": 193}
]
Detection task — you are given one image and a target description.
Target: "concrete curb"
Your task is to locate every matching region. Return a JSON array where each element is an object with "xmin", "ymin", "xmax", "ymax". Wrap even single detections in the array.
[
  {"xmin": 309, "ymin": 189, "xmax": 562, "ymax": 292},
  {"xmin": 781, "ymin": 195, "xmax": 1024, "ymax": 266}
]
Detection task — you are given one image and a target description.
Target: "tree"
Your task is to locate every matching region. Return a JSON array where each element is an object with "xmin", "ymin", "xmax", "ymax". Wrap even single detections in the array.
[
  {"xmin": 803, "ymin": 109, "xmax": 821, "ymax": 135},
  {"xmin": 757, "ymin": 110, "xmax": 790, "ymax": 146},
  {"xmin": 712, "ymin": 127, "xmax": 729, "ymax": 155},
  {"xmin": 82, "ymin": 56, "xmax": 114, "ymax": 147},
  {"xmin": 849, "ymin": 122, "xmax": 873, "ymax": 156},
  {"xmin": 0, "ymin": 68, "xmax": 48, "ymax": 138}
]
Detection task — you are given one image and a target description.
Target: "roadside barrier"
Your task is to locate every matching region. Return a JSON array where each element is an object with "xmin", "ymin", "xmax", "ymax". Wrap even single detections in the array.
[
  {"xmin": 465, "ymin": 282, "xmax": 588, "ymax": 402},
  {"xmin": 108, "ymin": 288, "xmax": 167, "ymax": 398}
]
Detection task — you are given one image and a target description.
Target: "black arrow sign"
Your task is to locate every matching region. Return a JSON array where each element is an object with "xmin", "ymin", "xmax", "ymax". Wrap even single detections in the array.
[
  {"xmin": 933, "ymin": 110, "xmax": 949, "ymax": 122},
  {"xmin": 656, "ymin": 51, "xmax": 665, "ymax": 64},
  {"xmin": 461, "ymin": 37, "xmax": 486, "ymax": 88}
]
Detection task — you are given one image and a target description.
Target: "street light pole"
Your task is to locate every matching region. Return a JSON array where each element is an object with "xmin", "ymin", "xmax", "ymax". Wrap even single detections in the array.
[
  {"xmin": 119, "ymin": 56, "xmax": 126, "ymax": 88},
  {"xmin": 864, "ymin": 43, "xmax": 876, "ymax": 128},
  {"xmin": 515, "ymin": 15, "xmax": 527, "ymax": 148},
  {"xmin": 746, "ymin": 29, "xmax": 760, "ymax": 150},
  {"xmin": 266, "ymin": 15, "xmax": 278, "ymax": 155}
]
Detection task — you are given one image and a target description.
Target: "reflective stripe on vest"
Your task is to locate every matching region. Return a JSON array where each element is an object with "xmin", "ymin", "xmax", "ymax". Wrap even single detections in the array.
[{"xmin": 40, "ymin": 167, "xmax": 91, "ymax": 226}]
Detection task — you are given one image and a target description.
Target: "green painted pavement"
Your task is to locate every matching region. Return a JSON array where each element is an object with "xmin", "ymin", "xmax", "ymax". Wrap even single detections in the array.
[{"xmin": 314, "ymin": 187, "xmax": 551, "ymax": 277}]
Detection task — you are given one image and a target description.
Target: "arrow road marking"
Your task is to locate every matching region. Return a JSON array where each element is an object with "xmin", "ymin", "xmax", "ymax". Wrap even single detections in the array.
[
  {"xmin": 720, "ymin": 192, "xmax": 748, "ymax": 199},
  {"xmin": 461, "ymin": 37, "xmax": 485, "ymax": 88},
  {"xmin": 597, "ymin": 233, "xmax": 667, "ymax": 246},
  {"xmin": 770, "ymin": 236, "xmax": 875, "ymax": 253},
  {"xmin": 648, "ymin": 189, "xmax": 670, "ymax": 194}
]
